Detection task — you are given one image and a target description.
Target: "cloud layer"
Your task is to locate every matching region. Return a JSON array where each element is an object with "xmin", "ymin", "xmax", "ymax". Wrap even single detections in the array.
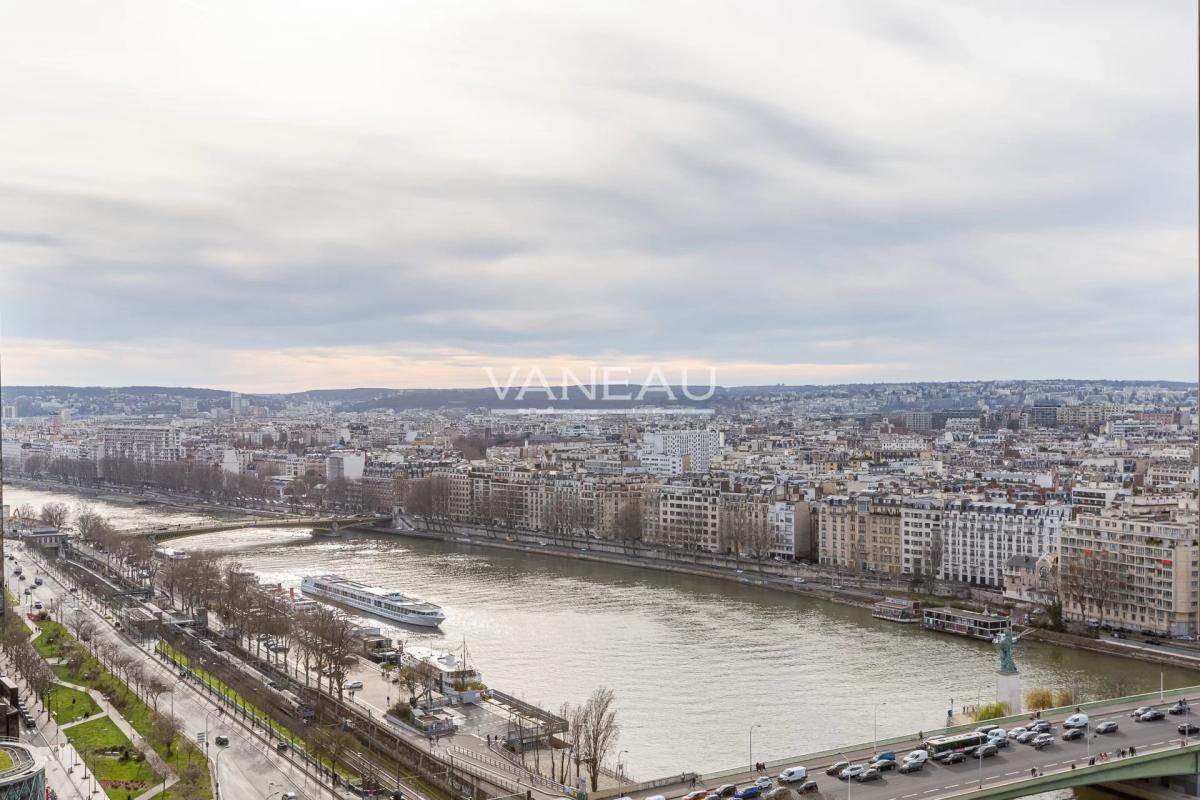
[{"xmin": 2, "ymin": 1, "xmax": 1196, "ymax": 390}]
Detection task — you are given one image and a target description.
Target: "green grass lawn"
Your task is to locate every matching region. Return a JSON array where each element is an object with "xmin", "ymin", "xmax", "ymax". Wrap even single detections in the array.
[
  {"xmin": 37, "ymin": 621, "xmax": 214, "ymax": 799},
  {"xmin": 65, "ymin": 717, "xmax": 163, "ymax": 800},
  {"xmin": 47, "ymin": 684, "xmax": 101, "ymax": 725},
  {"xmin": 0, "ymin": 750, "xmax": 13, "ymax": 772},
  {"xmin": 5, "ymin": 591, "xmax": 30, "ymax": 636}
]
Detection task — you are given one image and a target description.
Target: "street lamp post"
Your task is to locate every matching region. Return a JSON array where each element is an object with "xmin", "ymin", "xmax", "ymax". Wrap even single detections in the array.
[
  {"xmin": 873, "ymin": 703, "xmax": 887, "ymax": 757},
  {"xmin": 618, "ymin": 749, "xmax": 630, "ymax": 797},
  {"xmin": 749, "ymin": 724, "xmax": 762, "ymax": 774}
]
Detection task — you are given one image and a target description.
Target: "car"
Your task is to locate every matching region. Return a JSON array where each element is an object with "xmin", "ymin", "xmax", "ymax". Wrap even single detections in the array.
[
  {"xmin": 734, "ymin": 787, "xmax": 761, "ymax": 799},
  {"xmin": 1139, "ymin": 709, "xmax": 1166, "ymax": 722},
  {"xmin": 1169, "ymin": 702, "xmax": 1191, "ymax": 715},
  {"xmin": 855, "ymin": 769, "xmax": 881, "ymax": 783},
  {"xmin": 22, "ymin": 589, "xmax": 30, "ymax": 596},
  {"xmin": 703, "ymin": 794, "xmax": 720, "ymax": 800},
  {"xmin": 989, "ymin": 735, "xmax": 1009, "ymax": 748},
  {"xmin": 939, "ymin": 751, "xmax": 967, "ymax": 765},
  {"xmin": 1064, "ymin": 714, "xmax": 1089, "ymax": 729},
  {"xmin": 1146, "ymin": 638, "xmax": 1164, "ymax": 646},
  {"xmin": 825, "ymin": 762, "xmax": 849, "ymax": 777},
  {"xmin": 1032, "ymin": 733, "xmax": 1054, "ymax": 749},
  {"xmin": 796, "ymin": 781, "xmax": 819, "ymax": 793},
  {"xmin": 1141, "ymin": 629, "xmax": 1156, "ymax": 636},
  {"xmin": 32, "ymin": 602, "xmax": 42, "ymax": 611},
  {"xmin": 682, "ymin": 792, "xmax": 708, "ymax": 800},
  {"xmin": 343, "ymin": 680, "xmax": 364, "ymax": 690},
  {"xmin": 1031, "ymin": 720, "xmax": 1053, "ymax": 733},
  {"xmin": 975, "ymin": 725, "xmax": 1001, "ymax": 735},
  {"xmin": 17, "ymin": 575, "xmax": 24, "ymax": 581},
  {"xmin": 1112, "ymin": 632, "xmax": 1127, "ymax": 639},
  {"xmin": 1007, "ymin": 726, "xmax": 1027, "ymax": 739},
  {"xmin": 872, "ymin": 751, "xmax": 895, "ymax": 763},
  {"xmin": 68, "ymin": 587, "xmax": 77, "ymax": 593},
  {"xmin": 831, "ymin": 584, "xmax": 843, "ymax": 590},
  {"xmin": 873, "ymin": 757, "xmax": 899, "ymax": 770},
  {"xmin": 792, "ymin": 577, "xmax": 806, "ymax": 584},
  {"xmin": 903, "ymin": 750, "xmax": 929, "ymax": 764},
  {"xmin": 1061, "ymin": 728, "xmax": 1084, "ymax": 741},
  {"xmin": 839, "ymin": 765, "xmax": 866, "ymax": 781},
  {"xmin": 1132, "ymin": 706, "xmax": 1154, "ymax": 718},
  {"xmin": 753, "ymin": 778, "xmax": 773, "ymax": 790},
  {"xmin": 215, "ymin": 735, "xmax": 229, "ymax": 746},
  {"xmin": 972, "ymin": 743, "xmax": 998, "ymax": 759},
  {"xmin": 1016, "ymin": 731, "xmax": 1037, "ymax": 743},
  {"xmin": 717, "ymin": 785, "xmax": 738, "ymax": 796},
  {"xmin": 1095, "ymin": 721, "xmax": 1119, "ymax": 734},
  {"xmin": 281, "ymin": 794, "xmax": 297, "ymax": 800},
  {"xmin": 986, "ymin": 728, "xmax": 1007, "ymax": 740},
  {"xmin": 1179, "ymin": 723, "xmax": 1200, "ymax": 735},
  {"xmin": 897, "ymin": 760, "xmax": 924, "ymax": 774},
  {"xmin": 33, "ymin": 577, "xmax": 42, "ymax": 585},
  {"xmin": 276, "ymin": 741, "xmax": 290, "ymax": 752},
  {"xmin": 778, "ymin": 767, "xmax": 808, "ymax": 784}
]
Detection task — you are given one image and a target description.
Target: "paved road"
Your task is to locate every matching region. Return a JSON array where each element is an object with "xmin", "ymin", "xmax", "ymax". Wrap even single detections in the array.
[
  {"xmin": 625, "ymin": 699, "xmax": 1200, "ymax": 800},
  {"xmin": 9, "ymin": 543, "xmax": 335, "ymax": 800}
]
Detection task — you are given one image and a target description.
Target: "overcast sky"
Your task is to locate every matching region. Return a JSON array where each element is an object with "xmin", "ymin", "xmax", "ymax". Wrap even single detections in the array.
[{"xmin": 2, "ymin": 1, "xmax": 1196, "ymax": 392}]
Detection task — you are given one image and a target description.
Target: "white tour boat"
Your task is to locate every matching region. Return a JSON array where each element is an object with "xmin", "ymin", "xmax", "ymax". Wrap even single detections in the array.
[{"xmin": 300, "ymin": 574, "xmax": 446, "ymax": 628}]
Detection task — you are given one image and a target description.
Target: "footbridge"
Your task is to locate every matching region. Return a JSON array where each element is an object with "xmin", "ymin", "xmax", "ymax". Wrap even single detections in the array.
[
  {"xmin": 609, "ymin": 685, "xmax": 1200, "ymax": 800},
  {"xmin": 123, "ymin": 514, "xmax": 389, "ymax": 541}
]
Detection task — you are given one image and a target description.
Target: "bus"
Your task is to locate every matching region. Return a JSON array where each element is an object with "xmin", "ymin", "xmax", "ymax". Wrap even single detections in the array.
[{"xmin": 921, "ymin": 732, "xmax": 988, "ymax": 756}]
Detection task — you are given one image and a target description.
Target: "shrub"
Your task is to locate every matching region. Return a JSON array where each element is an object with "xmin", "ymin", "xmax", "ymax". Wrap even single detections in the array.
[
  {"xmin": 974, "ymin": 702, "xmax": 1010, "ymax": 721},
  {"xmin": 1025, "ymin": 688, "xmax": 1054, "ymax": 710},
  {"xmin": 1053, "ymin": 688, "xmax": 1077, "ymax": 707}
]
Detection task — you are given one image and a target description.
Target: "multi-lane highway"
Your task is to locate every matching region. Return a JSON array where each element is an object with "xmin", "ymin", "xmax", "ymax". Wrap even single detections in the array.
[{"xmin": 624, "ymin": 697, "xmax": 1200, "ymax": 800}]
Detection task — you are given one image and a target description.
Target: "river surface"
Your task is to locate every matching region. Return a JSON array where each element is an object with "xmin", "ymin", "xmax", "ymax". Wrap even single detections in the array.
[{"xmin": 8, "ymin": 484, "xmax": 1199, "ymax": 779}]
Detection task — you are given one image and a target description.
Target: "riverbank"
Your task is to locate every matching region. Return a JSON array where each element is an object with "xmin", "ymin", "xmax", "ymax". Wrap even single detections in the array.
[{"xmin": 364, "ymin": 516, "xmax": 1200, "ymax": 672}]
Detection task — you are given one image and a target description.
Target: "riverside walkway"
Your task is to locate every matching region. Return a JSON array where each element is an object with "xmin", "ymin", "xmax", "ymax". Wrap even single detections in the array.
[{"xmin": 611, "ymin": 686, "xmax": 1200, "ymax": 800}]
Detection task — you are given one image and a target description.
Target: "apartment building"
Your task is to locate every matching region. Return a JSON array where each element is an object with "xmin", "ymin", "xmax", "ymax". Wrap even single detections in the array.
[
  {"xmin": 1145, "ymin": 460, "xmax": 1198, "ymax": 489},
  {"xmin": 644, "ymin": 481, "xmax": 721, "ymax": 551},
  {"xmin": 900, "ymin": 495, "xmax": 944, "ymax": 577},
  {"xmin": 642, "ymin": 429, "xmax": 724, "ymax": 472},
  {"xmin": 818, "ymin": 494, "xmax": 903, "ymax": 574},
  {"xmin": 326, "ymin": 451, "xmax": 366, "ymax": 481},
  {"xmin": 99, "ymin": 425, "xmax": 184, "ymax": 465},
  {"xmin": 940, "ymin": 498, "xmax": 1068, "ymax": 588},
  {"xmin": 1071, "ymin": 483, "xmax": 1122, "ymax": 513},
  {"xmin": 1059, "ymin": 505, "xmax": 1199, "ymax": 636}
]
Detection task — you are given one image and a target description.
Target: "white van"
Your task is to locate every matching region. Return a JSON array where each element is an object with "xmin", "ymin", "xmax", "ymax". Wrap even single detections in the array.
[
  {"xmin": 1064, "ymin": 713, "xmax": 1089, "ymax": 729},
  {"xmin": 779, "ymin": 767, "xmax": 808, "ymax": 783},
  {"xmin": 903, "ymin": 750, "xmax": 929, "ymax": 764}
]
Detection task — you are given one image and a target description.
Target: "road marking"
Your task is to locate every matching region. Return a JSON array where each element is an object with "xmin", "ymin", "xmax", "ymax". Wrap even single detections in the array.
[
  {"xmin": 1044, "ymin": 763, "xmax": 1058, "ymax": 767},
  {"xmin": 1004, "ymin": 771, "xmax": 1022, "ymax": 776},
  {"xmin": 902, "ymin": 793, "xmax": 919, "ymax": 797},
  {"xmin": 944, "ymin": 785, "xmax": 958, "ymax": 789}
]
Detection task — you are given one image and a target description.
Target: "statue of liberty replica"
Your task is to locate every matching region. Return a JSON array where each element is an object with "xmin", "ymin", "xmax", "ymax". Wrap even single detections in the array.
[{"xmin": 996, "ymin": 628, "xmax": 1021, "ymax": 713}]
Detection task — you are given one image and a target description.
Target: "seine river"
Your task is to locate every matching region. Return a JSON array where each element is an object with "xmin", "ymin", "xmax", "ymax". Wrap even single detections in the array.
[{"xmin": 8, "ymin": 485, "xmax": 1199, "ymax": 779}]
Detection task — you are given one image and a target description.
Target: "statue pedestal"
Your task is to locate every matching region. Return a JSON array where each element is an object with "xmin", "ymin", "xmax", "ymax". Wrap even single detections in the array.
[{"xmin": 997, "ymin": 670, "xmax": 1021, "ymax": 715}]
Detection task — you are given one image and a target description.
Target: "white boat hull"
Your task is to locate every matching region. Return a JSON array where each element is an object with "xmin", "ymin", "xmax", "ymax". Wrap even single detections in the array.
[{"xmin": 301, "ymin": 579, "xmax": 446, "ymax": 628}]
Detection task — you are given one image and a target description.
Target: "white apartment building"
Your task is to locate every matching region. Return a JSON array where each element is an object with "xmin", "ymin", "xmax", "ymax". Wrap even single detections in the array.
[
  {"xmin": 638, "ymin": 452, "xmax": 685, "ymax": 478},
  {"xmin": 1145, "ymin": 460, "xmax": 1199, "ymax": 488},
  {"xmin": 940, "ymin": 498, "xmax": 1069, "ymax": 588},
  {"xmin": 99, "ymin": 425, "xmax": 184, "ymax": 465},
  {"xmin": 1059, "ymin": 506, "xmax": 1199, "ymax": 636},
  {"xmin": 644, "ymin": 482, "xmax": 721, "ymax": 551},
  {"xmin": 900, "ymin": 495, "xmax": 944, "ymax": 577},
  {"xmin": 326, "ymin": 451, "xmax": 366, "ymax": 481},
  {"xmin": 1071, "ymin": 483, "xmax": 1122, "ymax": 513},
  {"xmin": 642, "ymin": 429, "xmax": 724, "ymax": 472}
]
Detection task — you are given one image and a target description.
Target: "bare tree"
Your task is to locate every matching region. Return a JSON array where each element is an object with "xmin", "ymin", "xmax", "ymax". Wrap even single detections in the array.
[
  {"xmin": 40, "ymin": 502, "xmax": 70, "ymax": 529},
  {"xmin": 150, "ymin": 712, "xmax": 183, "ymax": 756},
  {"xmin": 1060, "ymin": 549, "xmax": 1123, "ymax": 631},
  {"xmin": 570, "ymin": 687, "xmax": 620, "ymax": 791}
]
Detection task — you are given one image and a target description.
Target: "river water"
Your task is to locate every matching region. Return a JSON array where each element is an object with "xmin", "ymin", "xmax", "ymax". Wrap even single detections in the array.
[{"xmin": 7, "ymin": 485, "xmax": 1199, "ymax": 779}]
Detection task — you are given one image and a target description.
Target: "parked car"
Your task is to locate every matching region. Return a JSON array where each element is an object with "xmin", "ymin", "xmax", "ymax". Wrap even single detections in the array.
[
  {"xmin": 33, "ymin": 577, "xmax": 42, "ymax": 586},
  {"xmin": 975, "ymin": 725, "xmax": 1000, "ymax": 735},
  {"xmin": 734, "ymin": 786, "xmax": 761, "ymax": 799},
  {"xmin": 778, "ymin": 767, "xmax": 808, "ymax": 784},
  {"xmin": 796, "ymin": 781, "xmax": 819, "ymax": 793},
  {"xmin": 1139, "ymin": 709, "xmax": 1166, "ymax": 722},
  {"xmin": 855, "ymin": 769, "xmax": 881, "ymax": 783},
  {"xmin": 1063, "ymin": 714, "xmax": 1089, "ymax": 729},
  {"xmin": 1017, "ymin": 731, "xmax": 1038, "ymax": 744},
  {"xmin": 972, "ymin": 743, "xmax": 998, "ymax": 759},
  {"xmin": 276, "ymin": 741, "xmax": 290, "ymax": 752},
  {"xmin": 215, "ymin": 735, "xmax": 229, "ymax": 746},
  {"xmin": 939, "ymin": 752, "xmax": 967, "ymax": 765},
  {"xmin": 1112, "ymin": 632, "xmax": 1127, "ymax": 639},
  {"xmin": 1179, "ymin": 723, "xmax": 1200, "ymax": 736},
  {"xmin": 682, "ymin": 791, "xmax": 708, "ymax": 800},
  {"xmin": 717, "ymin": 785, "xmax": 739, "ymax": 796},
  {"xmin": 839, "ymin": 765, "xmax": 867, "ymax": 781},
  {"xmin": 986, "ymin": 728, "xmax": 1007, "ymax": 740},
  {"xmin": 1096, "ymin": 721, "xmax": 1119, "ymax": 734},
  {"xmin": 903, "ymin": 750, "xmax": 929, "ymax": 764},
  {"xmin": 872, "ymin": 751, "xmax": 896, "ymax": 762},
  {"xmin": 1032, "ymin": 733, "xmax": 1054, "ymax": 749},
  {"xmin": 1168, "ymin": 701, "xmax": 1190, "ymax": 715},
  {"xmin": 898, "ymin": 760, "xmax": 924, "ymax": 774},
  {"xmin": 1007, "ymin": 726, "xmax": 1027, "ymax": 739},
  {"xmin": 825, "ymin": 763, "xmax": 849, "ymax": 777},
  {"xmin": 871, "ymin": 759, "xmax": 897, "ymax": 771},
  {"xmin": 32, "ymin": 602, "xmax": 42, "ymax": 611},
  {"xmin": 792, "ymin": 577, "xmax": 806, "ymax": 584},
  {"xmin": 1132, "ymin": 706, "xmax": 1154, "ymax": 718},
  {"xmin": 1061, "ymin": 728, "xmax": 1084, "ymax": 741},
  {"xmin": 989, "ymin": 735, "xmax": 1009, "ymax": 748},
  {"xmin": 753, "ymin": 778, "xmax": 772, "ymax": 790},
  {"xmin": 1031, "ymin": 720, "xmax": 1053, "ymax": 733},
  {"xmin": 1146, "ymin": 638, "xmax": 1164, "ymax": 646}
]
